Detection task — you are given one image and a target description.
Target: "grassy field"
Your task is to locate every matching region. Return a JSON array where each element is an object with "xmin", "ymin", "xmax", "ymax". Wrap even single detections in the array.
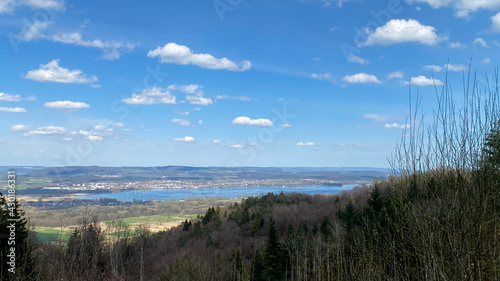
[
  {"xmin": 34, "ymin": 213, "xmax": 202, "ymax": 243},
  {"xmin": 33, "ymin": 226, "xmax": 71, "ymax": 243}
]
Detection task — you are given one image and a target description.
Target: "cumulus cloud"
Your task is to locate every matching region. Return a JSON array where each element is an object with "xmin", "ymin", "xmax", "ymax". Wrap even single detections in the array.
[
  {"xmin": 173, "ymin": 136, "xmax": 195, "ymax": 142},
  {"xmin": 0, "ymin": 92, "xmax": 22, "ymax": 102},
  {"xmin": 171, "ymin": 119, "xmax": 191, "ymax": 126},
  {"xmin": 230, "ymin": 144, "xmax": 244, "ymax": 148},
  {"xmin": 167, "ymin": 84, "xmax": 202, "ymax": 94},
  {"xmin": 86, "ymin": 135, "xmax": 103, "ymax": 141},
  {"xmin": 483, "ymin": 57, "xmax": 491, "ymax": 64},
  {"xmin": 473, "ymin": 38, "xmax": 487, "ymax": 48},
  {"xmin": 147, "ymin": 43, "xmax": 251, "ymax": 71},
  {"xmin": 24, "ymin": 59, "xmax": 97, "ymax": 83},
  {"xmin": 121, "ymin": 87, "xmax": 176, "ymax": 105},
  {"xmin": 216, "ymin": 94, "xmax": 252, "ymax": 101},
  {"xmin": 492, "ymin": 12, "xmax": 500, "ymax": 32},
  {"xmin": 423, "ymin": 65, "xmax": 443, "ymax": 72},
  {"xmin": 186, "ymin": 95, "xmax": 213, "ymax": 106},
  {"xmin": 0, "ymin": 106, "xmax": 26, "ymax": 113},
  {"xmin": 407, "ymin": 75, "xmax": 444, "ymax": 86},
  {"xmin": 445, "ymin": 63, "xmax": 466, "ymax": 71},
  {"xmin": 20, "ymin": 20, "xmax": 53, "ymax": 41},
  {"xmin": 232, "ymin": 116, "xmax": 273, "ymax": 126},
  {"xmin": 18, "ymin": 20, "xmax": 135, "ymax": 60},
  {"xmin": 405, "ymin": 0, "xmax": 500, "ymax": 18},
  {"xmin": 424, "ymin": 63, "xmax": 466, "ymax": 72},
  {"xmin": 347, "ymin": 54, "xmax": 370, "ymax": 64},
  {"xmin": 388, "ymin": 71, "xmax": 404, "ymax": 79},
  {"xmin": 24, "ymin": 126, "xmax": 66, "ymax": 136},
  {"xmin": 44, "ymin": 100, "xmax": 90, "ymax": 110},
  {"xmin": 71, "ymin": 130, "xmax": 90, "ymax": 136},
  {"xmin": 0, "ymin": 0, "xmax": 64, "ymax": 14},
  {"xmin": 311, "ymin": 73, "xmax": 332, "ymax": 80},
  {"xmin": 167, "ymin": 84, "xmax": 213, "ymax": 105},
  {"xmin": 363, "ymin": 113, "xmax": 386, "ymax": 122},
  {"xmin": 11, "ymin": 125, "xmax": 31, "ymax": 131},
  {"xmin": 362, "ymin": 19, "xmax": 445, "ymax": 47},
  {"xmin": 51, "ymin": 32, "xmax": 136, "ymax": 60},
  {"xmin": 343, "ymin": 73, "xmax": 382, "ymax": 84},
  {"xmin": 213, "ymin": 139, "xmax": 221, "ymax": 143},
  {"xmin": 384, "ymin": 123, "xmax": 410, "ymax": 129},
  {"xmin": 296, "ymin": 142, "xmax": 316, "ymax": 146},
  {"xmin": 448, "ymin": 41, "xmax": 467, "ymax": 48},
  {"xmin": 279, "ymin": 124, "xmax": 293, "ymax": 128}
]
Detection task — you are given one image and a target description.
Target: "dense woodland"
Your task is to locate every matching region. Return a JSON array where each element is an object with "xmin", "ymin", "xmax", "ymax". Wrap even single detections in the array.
[{"xmin": 1, "ymin": 75, "xmax": 500, "ymax": 280}]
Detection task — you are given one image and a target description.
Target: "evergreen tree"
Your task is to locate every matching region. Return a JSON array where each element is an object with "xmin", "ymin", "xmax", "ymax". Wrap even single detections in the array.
[
  {"xmin": 483, "ymin": 121, "xmax": 500, "ymax": 168},
  {"xmin": 0, "ymin": 194, "xmax": 41, "ymax": 280},
  {"xmin": 262, "ymin": 218, "xmax": 283, "ymax": 281},
  {"xmin": 337, "ymin": 201, "xmax": 361, "ymax": 232}
]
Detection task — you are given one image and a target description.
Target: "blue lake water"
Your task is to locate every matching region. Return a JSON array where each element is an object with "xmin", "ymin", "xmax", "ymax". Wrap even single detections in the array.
[{"xmin": 75, "ymin": 185, "xmax": 357, "ymax": 201}]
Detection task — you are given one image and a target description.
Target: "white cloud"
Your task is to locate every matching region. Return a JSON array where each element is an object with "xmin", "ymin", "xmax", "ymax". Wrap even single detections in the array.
[
  {"xmin": 0, "ymin": 92, "xmax": 22, "ymax": 102},
  {"xmin": 171, "ymin": 119, "xmax": 191, "ymax": 126},
  {"xmin": 20, "ymin": 20, "xmax": 53, "ymax": 41},
  {"xmin": 86, "ymin": 135, "xmax": 103, "ymax": 141},
  {"xmin": 112, "ymin": 122, "xmax": 124, "ymax": 127},
  {"xmin": 482, "ymin": 57, "xmax": 491, "ymax": 64},
  {"xmin": 384, "ymin": 123, "xmax": 410, "ymax": 129},
  {"xmin": 296, "ymin": 142, "xmax": 316, "ymax": 146},
  {"xmin": 167, "ymin": 84, "xmax": 213, "ymax": 105},
  {"xmin": 122, "ymin": 87, "xmax": 176, "ymax": 105},
  {"xmin": 343, "ymin": 73, "xmax": 382, "ymax": 84},
  {"xmin": 198, "ymin": 120, "xmax": 203, "ymax": 125},
  {"xmin": 230, "ymin": 144, "xmax": 244, "ymax": 148},
  {"xmin": 279, "ymin": 124, "xmax": 293, "ymax": 128},
  {"xmin": 492, "ymin": 12, "xmax": 500, "ymax": 32},
  {"xmin": 445, "ymin": 63, "xmax": 466, "ymax": 72},
  {"xmin": 388, "ymin": 71, "xmax": 404, "ymax": 79},
  {"xmin": 0, "ymin": 0, "xmax": 64, "ymax": 14},
  {"xmin": 448, "ymin": 41, "xmax": 467, "ymax": 48},
  {"xmin": 423, "ymin": 65, "xmax": 443, "ymax": 72},
  {"xmin": 24, "ymin": 59, "xmax": 97, "ymax": 83},
  {"xmin": 93, "ymin": 125, "xmax": 104, "ymax": 130},
  {"xmin": 232, "ymin": 116, "xmax": 273, "ymax": 126},
  {"xmin": 176, "ymin": 111, "xmax": 190, "ymax": 115},
  {"xmin": 72, "ymin": 130, "xmax": 90, "ymax": 136},
  {"xmin": 362, "ymin": 19, "xmax": 445, "ymax": 47},
  {"xmin": 173, "ymin": 136, "xmax": 195, "ymax": 142},
  {"xmin": 363, "ymin": 113, "xmax": 386, "ymax": 122},
  {"xmin": 407, "ymin": 75, "xmax": 444, "ymax": 86},
  {"xmin": 11, "ymin": 125, "xmax": 31, "ymax": 131},
  {"xmin": 51, "ymin": 32, "xmax": 136, "ymax": 60},
  {"xmin": 424, "ymin": 63, "xmax": 466, "ymax": 72},
  {"xmin": 213, "ymin": 139, "xmax": 221, "ymax": 143},
  {"xmin": 193, "ymin": 107, "xmax": 201, "ymax": 111},
  {"xmin": 147, "ymin": 43, "xmax": 251, "ymax": 71},
  {"xmin": 311, "ymin": 73, "xmax": 332, "ymax": 80},
  {"xmin": 24, "ymin": 126, "xmax": 66, "ymax": 136},
  {"xmin": 186, "ymin": 95, "xmax": 213, "ymax": 105},
  {"xmin": 473, "ymin": 38, "xmax": 487, "ymax": 48},
  {"xmin": 44, "ymin": 100, "xmax": 90, "ymax": 110},
  {"xmin": 405, "ymin": 0, "xmax": 500, "ymax": 18},
  {"xmin": 347, "ymin": 54, "xmax": 370, "ymax": 64},
  {"xmin": 216, "ymin": 94, "xmax": 252, "ymax": 101},
  {"xmin": 167, "ymin": 84, "xmax": 202, "ymax": 94},
  {"xmin": 0, "ymin": 107, "xmax": 26, "ymax": 113}
]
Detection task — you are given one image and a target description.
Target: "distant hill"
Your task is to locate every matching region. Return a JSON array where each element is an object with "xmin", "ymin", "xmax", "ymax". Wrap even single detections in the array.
[{"xmin": 7, "ymin": 166, "xmax": 390, "ymax": 186}]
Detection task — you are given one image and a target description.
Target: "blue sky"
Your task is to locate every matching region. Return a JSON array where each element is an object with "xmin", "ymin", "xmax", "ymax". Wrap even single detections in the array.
[{"xmin": 0, "ymin": 0, "xmax": 499, "ymax": 167}]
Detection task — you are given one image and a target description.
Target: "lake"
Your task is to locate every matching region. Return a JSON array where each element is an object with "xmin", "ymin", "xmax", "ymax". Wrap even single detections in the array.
[{"xmin": 75, "ymin": 184, "xmax": 357, "ymax": 201}]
